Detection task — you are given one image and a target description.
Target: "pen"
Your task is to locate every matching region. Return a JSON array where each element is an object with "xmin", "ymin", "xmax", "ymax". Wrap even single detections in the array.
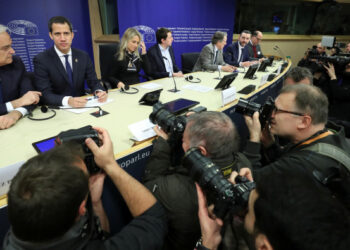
[{"xmin": 86, "ymin": 95, "xmax": 98, "ymax": 101}]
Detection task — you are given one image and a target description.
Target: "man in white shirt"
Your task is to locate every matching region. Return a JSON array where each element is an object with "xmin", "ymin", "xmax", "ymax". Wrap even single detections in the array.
[
  {"xmin": 147, "ymin": 28, "xmax": 184, "ymax": 79},
  {"xmin": 34, "ymin": 16, "xmax": 107, "ymax": 107}
]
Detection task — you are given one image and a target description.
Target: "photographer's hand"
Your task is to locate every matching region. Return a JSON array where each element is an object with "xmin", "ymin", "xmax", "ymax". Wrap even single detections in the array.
[
  {"xmin": 323, "ymin": 63, "xmax": 337, "ymax": 80},
  {"xmin": 85, "ymin": 127, "xmax": 116, "ymax": 172},
  {"xmin": 244, "ymin": 112, "xmax": 261, "ymax": 143},
  {"xmin": 89, "ymin": 173, "xmax": 110, "ymax": 232},
  {"xmin": 196, "ymin": 183, "xmax": 223, "ymax": 250},
  {"xmin": 229, "ymin": 168, "xmax": 254, "ymax": 184},
  {"xmin": 153, "ymin": 125, "xmax": 169, "ymax": 140}
]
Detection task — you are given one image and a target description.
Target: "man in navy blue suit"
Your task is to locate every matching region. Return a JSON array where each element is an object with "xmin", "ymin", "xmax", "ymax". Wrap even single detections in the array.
[
  {"xmin": 224, "ymin": 30, "xmax": 255, "ymax": 67},
  {"xmin": 147, "ymin": 28, "xmax": 183, "ymax": 79},
  {"xmin": 34, "ymin": 16, "xmax": 107, "ymax": 107},
  {"xmin": 0, "ymin": 24, "xmax": 41, "ymax": 129}
]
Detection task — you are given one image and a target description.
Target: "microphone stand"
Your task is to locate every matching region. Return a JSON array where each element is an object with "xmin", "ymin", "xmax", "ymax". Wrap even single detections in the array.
[
  {"xmin": 214, "ymin": 67, "xmax": 222, "ymax": 80},
  {"xmin": 273, "ymin": 45, "xmax": 286, "ymax": 62},
  {"xmin": 163, "ymin": 56, "xmax": 180, "ymax": 93},
  {"xmin": 48, "ymin": 105, "xmax": 109, "ymax": 117}
]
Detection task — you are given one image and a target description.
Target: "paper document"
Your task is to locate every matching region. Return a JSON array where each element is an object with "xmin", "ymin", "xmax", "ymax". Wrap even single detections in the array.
[
  {"xmin": 141, "ymin": 82, "xmax": 162, "ymax": 89},
  {"xmin": 62, "ymin": 98, "xmax": 113, "ymax": 114},
  {"xmin": 0, "ymin": 161, "xmax": 25, "ymax": 197},
  {"xmin": 128, "ymin": 119, "xmax": 157, "ymax": 141},
  {"xmin": 182, "ymin": 84, "xmax": 213, "ymax": 93}
]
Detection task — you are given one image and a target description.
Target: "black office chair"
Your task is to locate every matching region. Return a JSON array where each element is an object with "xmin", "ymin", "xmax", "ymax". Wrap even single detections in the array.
[
  {"xmin": 181, "ymin": 52, "xmax": 200, "ymax": 74},
  {"xmin": 99, "ymin": 43, "xmax": 120, "ymax": 89}
]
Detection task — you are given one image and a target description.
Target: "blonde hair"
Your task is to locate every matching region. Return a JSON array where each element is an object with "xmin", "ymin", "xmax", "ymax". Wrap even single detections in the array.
[{"xmin": 118, "ymin": 28, "xmax": 142, "ymax": 61}]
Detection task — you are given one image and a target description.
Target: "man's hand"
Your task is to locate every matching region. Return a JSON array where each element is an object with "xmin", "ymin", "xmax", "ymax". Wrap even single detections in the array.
[
  {"xmin": 12, "ymin": 91, "xmax": 42, "ymax": 108},
  {"xmin": 323, "ymin": 63, "xmax": 337, "ymax": 80},
  {"xmin": 96, "ymin": 91, "xmax": 108, "ymax": 103},
  {"xmin": 229, "ymin": 168, "xmax": 254, "ymax": 184},
  {"xmin": 117, "ymin": 81, "xmax": 125, "ymax": 89},
  {"xmin": 173, "ymin": 71, "xmax": 184, "ymax": 77},
  {"xmin": 153, "ymin": 125, "xmax": 169, "ymax": 140},
  {"xmin": 260, "ymin": 123, "xmax": 275, "ymax": 148},
  {"xmin": 221, "ymin": 65, "xmax": 236, "ymax": 72},
  {"xmin": 0, "ymin": 111, "xmax": 22, "ymax": 129},
  {"xmin": 85, "ymin": 127, "xmax": 116, "ymax": 173},
  {"xmin": 196, "ymin": 183, "xmax": 223, "ymax": 250},
  {"xmin": 241, "ymin": 61, "xmax": 252, "ymax": 68},
  {"xmin": 244, "ymin": 112, "xmax": 261, "ymax": 143},
  {"xmin": 89, "ymin": 172, "xmax": 106, "ymax": 204},
  {"xmin": 68, "ymin": 96, "xmax": 87, "ymax": 107}
]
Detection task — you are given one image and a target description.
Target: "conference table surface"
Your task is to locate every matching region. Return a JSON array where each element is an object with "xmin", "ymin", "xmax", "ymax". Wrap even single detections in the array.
[{"xmin": 0, "ymin": 59, "xmax": 290, "ymax": 205}]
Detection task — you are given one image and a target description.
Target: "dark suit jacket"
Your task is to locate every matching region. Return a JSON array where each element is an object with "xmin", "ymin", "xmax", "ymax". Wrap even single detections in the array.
[
  {"xmin": 147, "ymin": 44, "xmax": 180, "ymax": 79},
  {"xmin": 34, "ymin": 47, "xmax": 104, "ymax": 106},
  {"xmin": 223, "ymin": 42, "xmax": 250, "ymax": 67},
  {"xmin": 246, "ymin": 41, "xmax": 264, "ymax": 59},
  {"xmin": 0, "ymin": 56, "xmax": 35, "ymax": 115}
]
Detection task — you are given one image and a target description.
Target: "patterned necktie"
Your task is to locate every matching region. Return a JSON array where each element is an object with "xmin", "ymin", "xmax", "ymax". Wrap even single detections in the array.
[{"xmin": 64, "ymin": 55, "xmax": 75, "ymax": 96}]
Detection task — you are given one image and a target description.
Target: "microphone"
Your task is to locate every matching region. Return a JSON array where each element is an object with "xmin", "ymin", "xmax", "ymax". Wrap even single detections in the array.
[
  {"xmin": 48, "ymin": 105, "xmax": 108, "ymax": 117},
  {"xmin": 273, "ymin": 45, "xmax": 286, "ymax": 61},
  {"xmin": 214, "ymin": 67, "xmax": 222, "ymax": 80},
  {"xmin": 163, "ymin": 56, "xmax": 180, "ymax": 93}
]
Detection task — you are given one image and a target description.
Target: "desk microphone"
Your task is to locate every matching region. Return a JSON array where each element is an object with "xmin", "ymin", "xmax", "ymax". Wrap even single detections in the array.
[
  {"xmin": 48, "ymin": 105, "xmax": 109, "ymax": 117},
  {"xmin": 163, "ymin": 56, "xmax": 180, "ymax": 93},
  {"xmin": 214, "ymin": 67, "xmax": 222, "ymax": 80},
  {"xmin": 273, "ymin": 45, "xmax": 286, "ymax": 61}
]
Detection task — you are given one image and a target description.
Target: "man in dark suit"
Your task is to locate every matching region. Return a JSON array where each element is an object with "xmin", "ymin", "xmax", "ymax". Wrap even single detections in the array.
[
  {"xmin": 246, "ymin": 30, "xmax": 264, "ymax": 60},
  {"xmin": 34, "ymin": 16, "xmax": 107, "ymax": 107},
  {"xmin": 147, "ymin": 28, "xmax": 183, "ymax": 79},
  {"xmin": 0, "ymin": 25, "xmax": 41, "ymax": 129},
  {"xmin": 224, "ymin": 30, "xmax": 254, "ymax": 67}
]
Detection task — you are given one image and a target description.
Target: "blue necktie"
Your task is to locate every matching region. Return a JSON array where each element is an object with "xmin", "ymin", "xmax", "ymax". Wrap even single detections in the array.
[
  {"xmin": 238, "ymin": 48, "xmax": 244, "ymax": 63},
  {"xmin": 64, "ymin": 55, "xmax": 75, "ymax": 96},
  {"xmin": 0, "ymin": 78, "xmax": 3, "ymax": 104},
  {"xmin": 214, "ymin": 50, "xmax": 218, "ymax": 64}
]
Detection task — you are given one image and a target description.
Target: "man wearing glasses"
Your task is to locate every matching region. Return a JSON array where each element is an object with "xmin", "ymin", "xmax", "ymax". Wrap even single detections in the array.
[
  {"xmin": 0, "ymin": 24, "xmax": 41, "ymax": 129},
  {"xmin": 243, "ymin": 84, "xmax": 350, "ymax": 206},
  {"xmin": 246, "ymin": 30, "xmax": 264, "ymax": 60}
]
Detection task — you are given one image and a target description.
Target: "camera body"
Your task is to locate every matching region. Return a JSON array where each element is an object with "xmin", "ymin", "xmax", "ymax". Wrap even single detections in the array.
[
  {"xmin": 183, "ymin": 148, "xmax": 256, "ymax": 219},
  {"xmin": 235, "ymin": 96, "xmax": 275, "ymax": 128},
  {"xmin": 56, "ymin": 125, "xmax": 100, "ymax": 174}
]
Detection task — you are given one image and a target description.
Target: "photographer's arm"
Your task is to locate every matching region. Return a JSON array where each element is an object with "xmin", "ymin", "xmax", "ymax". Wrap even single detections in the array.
[{"xmin": 86, "ymin": 127, "xmax": 156, "ymax": 217}]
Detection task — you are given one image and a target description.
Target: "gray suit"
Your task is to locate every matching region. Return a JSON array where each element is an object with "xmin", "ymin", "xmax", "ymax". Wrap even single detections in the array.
[
  {"xmin": 246, "ymin": 41, "xmax": 264, "ymax": 60},
  {"xmin": 192, "ymin": 43, "xmax": 226, "ymax": 72}
]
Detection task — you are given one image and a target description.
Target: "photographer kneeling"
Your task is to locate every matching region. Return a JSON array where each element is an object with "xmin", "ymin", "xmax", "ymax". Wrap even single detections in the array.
[
  {"xmin": 143, "ymin": 111, "xmax": 252, "ymax": 250},
  {"xmin": 3, "ymin": 127, "xmax": 167, "ymax": 250},
  {"xmin": 196, "ymin": 167, "xmax": 350, "ymax": 250}
]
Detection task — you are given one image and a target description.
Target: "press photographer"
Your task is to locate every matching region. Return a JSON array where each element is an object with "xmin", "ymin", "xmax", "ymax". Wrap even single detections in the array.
[
  {"xmin": 3, "ymin": 127, "xmax": 167, "ymax": 250},
  {"xmin": 143, "ymin": 109, "xmax": 252, "ymax": 250}
]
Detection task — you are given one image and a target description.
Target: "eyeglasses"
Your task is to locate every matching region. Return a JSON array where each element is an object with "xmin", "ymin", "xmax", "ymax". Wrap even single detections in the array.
[{"xmin": 273, "ymin": 107, "xmax": 305, "ymax": 116}]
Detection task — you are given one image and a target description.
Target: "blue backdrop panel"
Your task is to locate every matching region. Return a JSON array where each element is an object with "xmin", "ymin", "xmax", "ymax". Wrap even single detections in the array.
[
  {"xmin": 117, "ymin": 0, "xmax": 236, "ymax": 69},
  {"xmin": 0, "ymin": 0, "xmax": 92, "ymax": 72}
]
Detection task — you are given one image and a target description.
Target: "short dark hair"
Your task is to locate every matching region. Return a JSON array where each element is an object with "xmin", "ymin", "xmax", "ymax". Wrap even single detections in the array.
[
  {"xmin": 253, "ymin": 167, "xmax": 350, "ymax": 250},
  {"xmin": 211, "ymin": 31, "xmax": 227, "ymax": 44},
  {"xmin": 285, "ymin": 66, "xmax": 313, "ymax": 85},
  {"xmin": 156, "ymin": 27, "xmax": 171, "ymax": 44},
  {"xmin": 186, "ymin": 111, "xmax": 239, "ymax": 158},
  {"xmin": 279, "ymin": 84, "xmax": 328, "ymax": 124},
  {"xmin": 48, "ymin": 16, "xmax": 73, "ymax": 33},
  {"xmin": 8, "ymin": 143, "xmax": 88, "ymax": 242},
  {"xmin": 240, "ymin": 30, "xmax": 251, "ymax": 36}
]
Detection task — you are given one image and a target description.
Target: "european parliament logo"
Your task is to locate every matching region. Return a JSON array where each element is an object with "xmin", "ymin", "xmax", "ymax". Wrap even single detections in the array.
[
  {"xmin": 132, "ymin": 25, "xmax": 156, "ymax": 44},
  {"xmin": 7, "ymin": 20, "xmax": 39, "ymax": 36}
]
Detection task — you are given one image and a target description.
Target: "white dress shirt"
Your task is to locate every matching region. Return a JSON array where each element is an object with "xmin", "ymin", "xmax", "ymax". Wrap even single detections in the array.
[{"xmin": 159, "ymin": 44, "xmax": 173, "ymax": 77}]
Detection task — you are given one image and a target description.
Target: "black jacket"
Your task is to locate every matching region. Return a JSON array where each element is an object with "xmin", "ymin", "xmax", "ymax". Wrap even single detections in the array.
[{"xmin": 143, "ymin": 137, "xmax": 251, "ymax": 250}]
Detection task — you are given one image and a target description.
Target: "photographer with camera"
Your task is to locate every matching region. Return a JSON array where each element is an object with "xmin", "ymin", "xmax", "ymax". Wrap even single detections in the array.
[
  {"xmin": 196, "ymin": 166, "xmax": 350, "ymax": 250},
  {"xmin": 242, "ymin": 84, "xmax": 350, "ymax": 209},
  {"xmin": 323, "ymin": 62, "xmax": 350, "ymax": 122},
  {"xmin": 3, "ymin": 127, "xmax": 167, "ymax": 250},
  {"xmin": 143, "ymin": 111, "xmax": 252, "ymax": 250}
]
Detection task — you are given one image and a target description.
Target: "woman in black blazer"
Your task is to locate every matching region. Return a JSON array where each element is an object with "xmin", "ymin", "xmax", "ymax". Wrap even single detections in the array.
[{"xmin": 107, "ymin": 28, "xmax": 151, "ymax": 89}]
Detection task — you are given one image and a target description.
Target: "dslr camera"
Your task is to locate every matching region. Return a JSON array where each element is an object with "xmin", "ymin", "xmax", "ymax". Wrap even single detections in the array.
[
  {"xmin": 235, "ymin": 96, "xmax": 275, "ymax": 128},
  {"xmin": 183, "ymin": 148, "xmax": 256, "ymax": 219},
  {"xmin": 56, "ymin": 125, "xmax": 100, "ymax": 174}
]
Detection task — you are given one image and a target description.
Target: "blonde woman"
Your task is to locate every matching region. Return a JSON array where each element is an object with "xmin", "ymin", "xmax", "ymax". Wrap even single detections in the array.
[{"xmin": 107, "ymin": 28, "xmax": 151, "ymax": 89}]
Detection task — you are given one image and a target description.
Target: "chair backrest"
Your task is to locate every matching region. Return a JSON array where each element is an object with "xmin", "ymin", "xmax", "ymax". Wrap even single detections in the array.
[
  {"xmin": 99, "ymin": 43, "xmax": 120, "ymax": 81},
  {"xmin": 181, "ymin": 52, "xmax": 200, "ymax": 74}
]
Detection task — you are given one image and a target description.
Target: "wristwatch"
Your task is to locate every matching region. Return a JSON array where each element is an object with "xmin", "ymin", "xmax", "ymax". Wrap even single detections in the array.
[{"xmin": 195, "ymin": 237, "xmax": 211, "ymax": 250}]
